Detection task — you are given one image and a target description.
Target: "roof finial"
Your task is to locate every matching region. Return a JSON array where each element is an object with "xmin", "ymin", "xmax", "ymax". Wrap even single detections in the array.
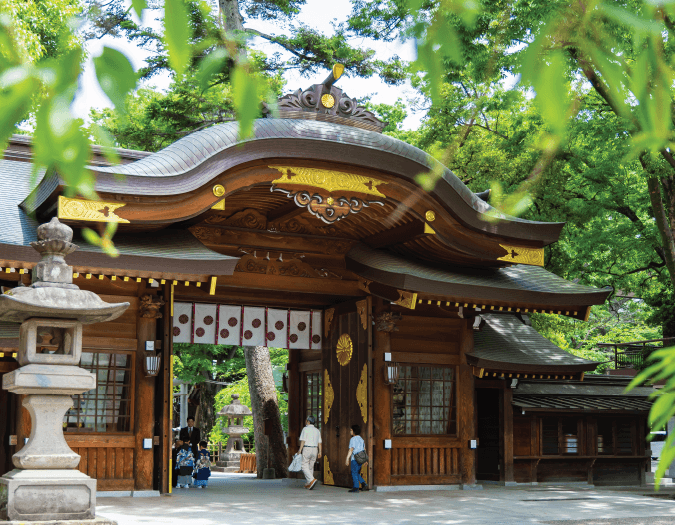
[{"xmin": 322, "ymin": 63, "xmax": 344, "ymax": 90}]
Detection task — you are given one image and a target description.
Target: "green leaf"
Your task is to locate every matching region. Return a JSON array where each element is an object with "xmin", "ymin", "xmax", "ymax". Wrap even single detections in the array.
[
  {"xmin": 195, "ymin": 48, "xmax": 228, "ymax": 93},
  {"xmin": 164, "ymin": 0, "xmax": 192, "ymax": 76},
  {"xmin": 93, "ymin": 47, "xmax": 137, "ymax": 119},
  {"xmin": 131, "ymin": 0, "xmax": 148, "ymax": 19},
  {"xmin": 599, "ymin": 4, "xmax": 664, "ymax": 36},
  {"xmin": 232, "ymin": 65, "xmax": 260, "ymax": 139}
]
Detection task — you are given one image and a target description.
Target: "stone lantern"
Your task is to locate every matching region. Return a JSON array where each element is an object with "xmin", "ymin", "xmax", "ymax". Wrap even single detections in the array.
[
  {"xmin": 0, "ymin": 217, "xmax": 129, "ymax": 522},
  {"xmin": 216, "ymin": 394, "xmax": 253, "ymax": 472}
]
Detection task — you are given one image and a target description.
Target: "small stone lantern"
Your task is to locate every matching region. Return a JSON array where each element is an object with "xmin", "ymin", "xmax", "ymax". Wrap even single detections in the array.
[
  {"xmin": 216, "ymin": 394, "xmax": 253, "ymax": 472},
  {"xmin": 0, "ymin": 218, "xmax": 129, "ymax": 522}
]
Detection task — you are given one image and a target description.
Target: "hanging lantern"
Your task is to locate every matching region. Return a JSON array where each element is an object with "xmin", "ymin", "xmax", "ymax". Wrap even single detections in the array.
[
  {"xmin": 384, "ymin": 362, "xmax": 400, "ymax": 385},
  {"xmin": 144, "ymin": 352, "xmax": 161, "ymax": 377}
]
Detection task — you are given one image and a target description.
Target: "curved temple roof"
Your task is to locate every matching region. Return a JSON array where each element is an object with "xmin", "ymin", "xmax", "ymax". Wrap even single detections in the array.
[
  {"xmin": 23, "ymin": 118, "xmax": 563, "ymax": 245},
  {"xmin": 346, "ymin": 244, "xmax": 611, "ymax": 316},
  {"xmin": 468, "ymin": 314, "xmax": 599, "ymax": 373}
]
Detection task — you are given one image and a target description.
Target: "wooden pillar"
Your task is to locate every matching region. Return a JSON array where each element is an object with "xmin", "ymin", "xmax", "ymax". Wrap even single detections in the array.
[
  {"xmin": 502, "ymin": 387, "xmax": 514, "ymax": 483},
  {"xmin": 372, "ymin": 298, "xmax": 391, "ymax": 487},
  {"xmin": 134, "ymin": 298, "xmax": 158, "ymax": 490},
  {"xmin": 459, "ymin": 319, "xmax": 476, "ymax": 486},
  {"xmin": 157, "ymin": 284, "xmax": 172, "ymax": 494},
  {"xmin": 287, "ymin": 348, "xmax": 300, "ymax": 462}
]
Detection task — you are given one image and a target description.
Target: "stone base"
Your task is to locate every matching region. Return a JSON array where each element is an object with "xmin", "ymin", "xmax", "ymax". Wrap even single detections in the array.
[
  {"xmin": 0, "ymin": 517, "xmax": 115, "ymax": 525},
  {"xmin": 0, "ymin": 470, "xmax": 96, "ymax": 522}
]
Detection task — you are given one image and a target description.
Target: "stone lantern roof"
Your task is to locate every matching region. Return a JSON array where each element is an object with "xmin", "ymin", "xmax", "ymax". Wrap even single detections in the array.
[
  {"xmin": 217, "ymin": 394, "xmax": 252, "ymax": 418},
  {"xmin": 0, "ymin": 217, "xmax": 129, "ymax": 324}
]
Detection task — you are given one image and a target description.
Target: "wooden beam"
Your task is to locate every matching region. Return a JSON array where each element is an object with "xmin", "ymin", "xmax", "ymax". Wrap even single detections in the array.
[
  {"xmin": 503, "ymin": 387, "xmax": 514, "ymax": 483},
  {"xmin": 390, "ymin": 352, "xmax": 459, "ymax": 366},
  {"xmin": 363, "ymin": 219, "xmax": 428, "ymax": 249},
  {"xmin": 266, "ymin": 201, "xmax": 304, "ymax": 222},
  {"xmin": 458, "ymin": 319, "xmax": 476, "ymax": 486},
  {"xmin": 373, "ymin": 298, "xmax": 392, "ymax": 487},
  {"xmin": 298, "ymin": 360, "xmax": 322, "ymax": 372},
  {"xmin": 287, "ymin": 349, "xmax": 301, "ymax": 464}
]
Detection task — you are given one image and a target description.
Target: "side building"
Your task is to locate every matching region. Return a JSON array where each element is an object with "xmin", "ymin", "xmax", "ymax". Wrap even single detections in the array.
[{"xmin": 0, "ymin": 72, "xmax": 654, "ymax": 491}]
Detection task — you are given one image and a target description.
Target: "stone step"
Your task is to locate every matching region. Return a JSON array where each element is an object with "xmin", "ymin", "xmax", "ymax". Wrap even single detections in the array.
[{"xmin": 216, "ymin": 461, "xmax": 241, "ymax": 468}]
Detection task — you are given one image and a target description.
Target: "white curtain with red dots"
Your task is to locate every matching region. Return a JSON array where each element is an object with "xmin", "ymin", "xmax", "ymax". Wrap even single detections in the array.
[{"xmin": 173, "ymin": 302, "xmax": 323, "ymax": 349}]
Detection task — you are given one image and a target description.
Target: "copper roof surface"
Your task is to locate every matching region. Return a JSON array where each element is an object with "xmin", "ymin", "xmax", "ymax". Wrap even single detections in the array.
[
  {"xmin": 468, "ymin": 314, "xmax": 599, "ymax": 372},
  {"xmin": 22, "ymin": 118, "xmax": 564, "ymax": 244},
  {"xmin": 512, "ymin": 376, "xmax": 654, "ymax": 412},
  {"xmin": 346, "ymin": 245, "xmax": 611, "ymax": 313}
]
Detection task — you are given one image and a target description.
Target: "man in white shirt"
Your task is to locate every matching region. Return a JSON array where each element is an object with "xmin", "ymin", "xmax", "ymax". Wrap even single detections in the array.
[{"xmin": 298, "ymin": 415, "xmax": 322, "ymax": 489}]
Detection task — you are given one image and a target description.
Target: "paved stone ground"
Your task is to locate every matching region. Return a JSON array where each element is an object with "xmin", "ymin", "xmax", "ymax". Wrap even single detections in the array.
[{"xmin": 95, "ymin": 473, "xmax": 675, "ymax": 525}]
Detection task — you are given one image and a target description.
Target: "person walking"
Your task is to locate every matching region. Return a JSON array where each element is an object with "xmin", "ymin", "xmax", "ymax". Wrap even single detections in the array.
[
  {"xmin": 298, "ymin": 415, "xmax": 322, "ymax": 490},
  {"xmin": 345, "ymin": 424, "xmax": 368, "ymax": 493},
  {"xmin": 179, "ymin": 417, "xmax": 201, "ymax": 456},
  {"xmin": 193, "ymin": 440, "xmax": 212, "ymax": 489}
]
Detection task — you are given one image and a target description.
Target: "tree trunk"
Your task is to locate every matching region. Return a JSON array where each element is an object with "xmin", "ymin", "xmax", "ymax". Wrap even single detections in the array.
[
  {"xmin": 219, "ymin": 0, "xmax": 244, "ymax": 34},
  {"xmin": 244, "ymin": 345, "xmax": 288, "ymax": 478},
  {"xmin": 198, "ymin": 372, "xmax": 220, "ymax": 441}
]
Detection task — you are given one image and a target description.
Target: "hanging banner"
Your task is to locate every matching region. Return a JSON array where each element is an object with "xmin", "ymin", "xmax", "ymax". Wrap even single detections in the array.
[
  {"xmin": 266, "ymin": 308, "xmax": 288, "ymax": 349},
  {"xmin": 310, "ymin": 310, "xmax": 323, "ymax": 350},
  {"xmin": 218, "ymin": 305, "xmax": 242, "ymax": 345},
  {"xmin": 173, "ymin": 302, "xmax": 324, "ymax": 350},
  {"xmin": 242, "ymin": 306, "xmax": 265, "ymax": 346},
  {"xmin": 193, "ymin": 303, "xmax": 218, "ymax": 344},
  {"xmin": 289, "ymin": 310, "xmax": 311, "ymax": 349},
  {"xmin": 172, "ymin": 302, "xmax": 192, "ymax": 343}
]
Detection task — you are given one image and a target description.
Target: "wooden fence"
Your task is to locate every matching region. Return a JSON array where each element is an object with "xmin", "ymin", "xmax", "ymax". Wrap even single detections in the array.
[{"xmin": 238, "ymin": 453, "xmax": 257, "ymax": 473}]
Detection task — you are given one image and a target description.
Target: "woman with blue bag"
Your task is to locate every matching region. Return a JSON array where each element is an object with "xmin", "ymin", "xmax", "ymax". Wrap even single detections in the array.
[{"xmin": 345, "ymin": 424, "xmax": 368, "ymax": 493}]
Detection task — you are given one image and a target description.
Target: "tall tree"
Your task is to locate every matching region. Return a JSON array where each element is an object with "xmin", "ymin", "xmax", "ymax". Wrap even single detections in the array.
[{"xmin": 244, "ymin": 346, "xmax": 288, "ymax": 478}]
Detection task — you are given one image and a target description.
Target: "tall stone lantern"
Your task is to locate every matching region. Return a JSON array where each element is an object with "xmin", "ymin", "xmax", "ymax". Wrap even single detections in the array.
[
  {"xmin": 0, "ymin": 217, "xmax": 129, "ymax": 522},
  {"xmin": 216, "ymin": 394, "xmax": 253, "ymax": 472}
]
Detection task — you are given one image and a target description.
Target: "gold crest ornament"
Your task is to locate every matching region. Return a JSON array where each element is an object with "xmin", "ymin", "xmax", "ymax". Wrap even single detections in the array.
[
  {"xmin": 321, "ymin": 94, "xmax": 335, "ymax": 108},
  {"xmin": 324, "ymin": 456, "xmax": 335, "ymax": 485},
  {"xmin": 356, "ymin": 364, "xmax": 367, "ymax": 423},
  {"xmin": 336, "ymin": 333, "xmax": 353, "ymax": 366},
  {"xmin": 324, "ymin": 369, "xmax": 334, "ymax": 424}
]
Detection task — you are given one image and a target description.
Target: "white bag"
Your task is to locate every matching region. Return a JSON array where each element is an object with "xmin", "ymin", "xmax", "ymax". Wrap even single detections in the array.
[{"xmin": 288, "ymin": 453, "xmax": 303, "ymax": 472}]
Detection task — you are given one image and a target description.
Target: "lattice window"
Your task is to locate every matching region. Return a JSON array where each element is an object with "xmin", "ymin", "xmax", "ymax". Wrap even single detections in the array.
[
  {"xmin": 542, "ymin": 417, "xmax": 559, "ymax": 455},
  {"xmin": 64, "ymin": 352, "xmax": 133, "ymax": 433},
  {"xmin": 305, "ymin": 371, "xmax": 322, "ymax": 430},
  {"xmin": 597, "ymin": 418, "xmax": 614, "ymax": 455},
  {"xmin": 616, "ymin": 420, "xmax": 634, "ymax": 455},
  {"xmin": 392, "ymin": 365, "xmax": 456, "ymax": 436}
]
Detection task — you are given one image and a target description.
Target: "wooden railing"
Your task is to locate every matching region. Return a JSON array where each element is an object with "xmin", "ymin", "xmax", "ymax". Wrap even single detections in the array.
[
  {"xmin": 390, "ymin": 438, "xmax": 461, "ymax": 485},
  {"xmin": 210, "ymin": 441, "xmax": 255, "ymax": 465},
  {"xmin": 238, "ymin": 453, "xmax": 257, "ymax": 473},
  {"xmin": 67, "ymin": 435, "xmax": 135, "ymax": 491},
  {"xmin": 598, "ymin": 338, "xmax": 675, "ymax": 370}
]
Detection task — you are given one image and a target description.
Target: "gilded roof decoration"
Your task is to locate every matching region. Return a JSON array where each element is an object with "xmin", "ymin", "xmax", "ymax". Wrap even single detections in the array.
[
  {"xmin": 497, "ymin": 244, "xmax": 545, "ymax": 267},
  {"xmin": 57, "ymin": 196, "xmax": 129, "ymax": 224},
  {"xmin": 270, "ymin": 166, "xmax": 388, "ymax": 199}
]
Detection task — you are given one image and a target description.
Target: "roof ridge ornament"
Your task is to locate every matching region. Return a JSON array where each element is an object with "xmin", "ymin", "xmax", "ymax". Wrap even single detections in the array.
[{"xmin": 262, "ymin": 64, "xmax": 386, "ymax": 133}]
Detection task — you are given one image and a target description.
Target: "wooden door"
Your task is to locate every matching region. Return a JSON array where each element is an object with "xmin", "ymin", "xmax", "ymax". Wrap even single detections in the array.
[{"xmin": 322, "ymin": 298, "xmax": 372, "ymax": 488}]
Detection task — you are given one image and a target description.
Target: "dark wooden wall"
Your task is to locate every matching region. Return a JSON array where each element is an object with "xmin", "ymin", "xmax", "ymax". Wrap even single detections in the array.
[
  {"xmin": 512, "ymin": 413, "xmax": 647, "ymax": 486},
  {"xmin": 372, "ymin": 303, "xmax": 473, "ymax": 486}
]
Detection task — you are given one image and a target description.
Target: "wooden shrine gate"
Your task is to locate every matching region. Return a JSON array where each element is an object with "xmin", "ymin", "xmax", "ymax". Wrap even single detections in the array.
[{"xmin": 322, "ymin": 298, "xmax": 373, "ymax": 488}]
